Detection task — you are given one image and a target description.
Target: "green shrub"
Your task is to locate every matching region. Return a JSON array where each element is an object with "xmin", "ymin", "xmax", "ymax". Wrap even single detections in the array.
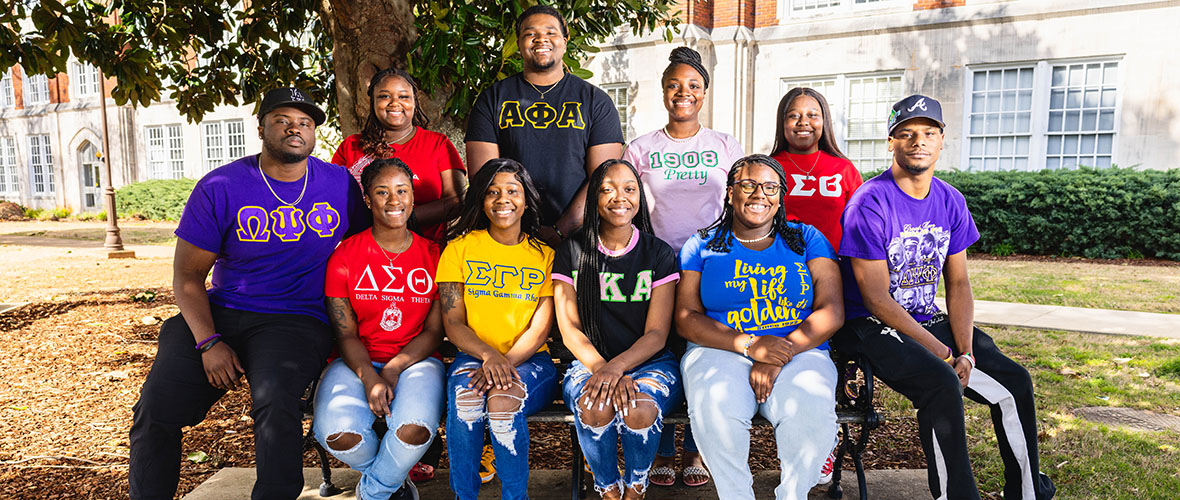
[
  {"xmin": 51, "ymin": 208, "xmax": 71, "ymax": 220},
  {"xmin": 116, "ymin": 178, "xmax": 197, "ymax": 221},
  {"xmin": 24, "ymin": 207, "xmax": 43, "ymax": 219},
  {"xmin": 858, "ymin": 168, "xmax": 1180, "ymax": 261},
  {"xmin": 35, "ymin": 209, "xmax": 57, "ymax": 221}
]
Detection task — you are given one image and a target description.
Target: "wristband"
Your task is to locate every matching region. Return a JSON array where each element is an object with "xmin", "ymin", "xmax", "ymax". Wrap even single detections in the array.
[
  {"xmin": 552, "ymin": 225, "xmax": 565, "ymax": 240},
  {"xmin": 742, "ymin": 334, "xmax": 757, "ymax": 357},
  {"xmin": 197, "ymin": 334, "xmax": 223, "ymax": 354},
  {"xmin": 959, "ymin": 352, "xmax": 976, "ymax": 369},
  {"xmin": 942, "ymin": 346, "xmax": 954, "ymax": 364}
]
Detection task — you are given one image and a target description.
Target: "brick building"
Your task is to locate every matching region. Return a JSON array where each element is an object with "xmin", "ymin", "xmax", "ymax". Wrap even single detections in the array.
[
  {"xmin": 587, "ymin": 0, "xmax": 1180, "ymax": 171},
  {"xmin": 0, "ymin": 61, "xmax": 259, "ymax": 211}
]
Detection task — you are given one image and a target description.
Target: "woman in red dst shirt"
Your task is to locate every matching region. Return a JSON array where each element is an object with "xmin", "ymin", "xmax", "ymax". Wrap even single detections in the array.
[
  {"xmin": 333, "ymin": 68, "xmax": 466, "ymax": 242},
  {"xmin": 313, "ymin": 158, "xmax": 444, "ymax": 500},
  {"xmin": 770, "ymin": 87, "xmax": 864, "ymax": 250}
]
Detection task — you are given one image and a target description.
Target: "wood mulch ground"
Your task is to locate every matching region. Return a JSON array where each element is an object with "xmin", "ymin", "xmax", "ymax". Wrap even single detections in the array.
[{"xmin": 0, "ymin": 223, "xmax": 925, "ymax": 499}]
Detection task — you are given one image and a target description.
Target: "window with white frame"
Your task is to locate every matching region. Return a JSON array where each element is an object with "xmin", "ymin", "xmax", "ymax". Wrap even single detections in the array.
[
  {"xmin": 0, "ymin": 70, "xmax": 14, "ymax": 109},
  {"xmin": 603, "ymin": 83, "xmax": 631, "ymax": 141},
  {"xmin": 780, "ymin": 71, "xmax": 904, "ymax": 170},
  {"xmin": 964, "ymin": 60, "xmax": 1119, "ymax": 171},
  {"xmin": 147, "ymin": 124, "xmax": 185, "ymax": 179},
  {"xmin": 28, "ymin": 134, "xmax": 54, "ymax": 195},
  {"xmin": 71, "ymin": 61, "xmax": 101, "ymax": 97},
  {"xmin": 966, "ymin": 67, "xmax": 1034, "ymax": 171},
  {"xmin": 0, "ymin": 137, "xmax": 18, "ymax": 194},
  {"xmin": 1046, "ymin": 61, "xmax": 1118, "ymax": 169},
  {"xmin": 202, "ymin": 119, "xmax": 246, "ymax": 172},
  {"xmin": 23, "ymin": 72, "xmax": 49, "ymax": 106}
]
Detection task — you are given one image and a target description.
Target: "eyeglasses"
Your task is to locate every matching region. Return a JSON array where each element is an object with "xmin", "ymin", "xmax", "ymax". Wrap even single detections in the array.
[{"xmin": 729, "ymin": 179, "xmax": 784, "ymax": 196}]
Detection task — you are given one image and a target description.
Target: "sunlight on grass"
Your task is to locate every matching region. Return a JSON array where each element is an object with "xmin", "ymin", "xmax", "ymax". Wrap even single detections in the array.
[{"xmin": 951, "ymin": 259, "xmax": 1180, "ymax": 314}]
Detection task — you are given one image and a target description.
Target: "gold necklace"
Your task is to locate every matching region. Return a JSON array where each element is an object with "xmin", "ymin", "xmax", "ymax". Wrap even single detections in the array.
[
  {"xmin": 525, "ymin": 72, "xmax": 565, "ymax": 100},
  {"xmin": 259, "ymin": 164, "xmax": 308, "ymax": 206},
  {"xmin": 597, "ymin": 225, "xmax": 635, "ymax": 257},
  {"xmin": 785, "ymin": 151, "xmax": 821, "ymax": 177}
]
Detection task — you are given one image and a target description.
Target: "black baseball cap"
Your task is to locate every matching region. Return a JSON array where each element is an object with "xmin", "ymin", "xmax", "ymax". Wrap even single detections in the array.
[
  {"xmin": 887, "ymin": 94, "xmax": 945, "ymax": 136},
  {"xmin": 257, "ymin": 87, "xmax": 326, "ymax": 126}
]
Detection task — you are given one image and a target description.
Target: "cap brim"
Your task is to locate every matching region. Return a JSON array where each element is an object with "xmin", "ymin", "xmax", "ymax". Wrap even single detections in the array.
[
  {"xmin": 888, "ymin": 115, "xmax": 945, "ymax": 136},
  {"xmin": 261, "ymin": 101, "xmax": 327, "ymax": 126}
]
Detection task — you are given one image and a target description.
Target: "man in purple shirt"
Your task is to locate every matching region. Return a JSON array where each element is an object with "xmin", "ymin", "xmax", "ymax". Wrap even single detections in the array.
[
  {"xmin": 129, "ymin": 88, "xmax": 366, "ymax": 500},
  {"xmin": 836, "ymin": 95, "xmax": 1055, "ymax": 500}
]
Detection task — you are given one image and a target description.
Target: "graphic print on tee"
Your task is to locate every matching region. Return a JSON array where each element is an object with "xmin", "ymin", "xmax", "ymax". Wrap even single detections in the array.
[
  {"xmin": 353, "ymin": 263, "xmax": 435, "ymax": 332},
  {"xmin": 648, "ymin": 150, "xmax": 720, "ymax": 186},
  {"xmin": 498, "ymin": 101, "xmax": 586, "ymax": 130},
  {"xmin": 722, "ymin": 259, "xmax": 812, "ymax": 333},
  {"xmin": 788, "ymin": 173, "xmax": 845, "ymax": 198},
  {"xmin": 236, "ymin": 202, "xmax": 341, "ymax": 242},
  {"xmin": 887, "ymin": 221, "xmax": 951, "ymax": 316},
  {"xmin": 568, "ymin": 270, "xmax": 654, "ymax": 302},
  {"xmin": 464, "ymin": 261, "xmax": 546, "ymax": 301}
]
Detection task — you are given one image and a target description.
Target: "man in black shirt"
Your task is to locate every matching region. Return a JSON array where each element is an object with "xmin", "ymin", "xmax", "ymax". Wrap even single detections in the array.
[{"xmin": 466, "ymin": 5, "xmax": 625, "ymax": 245}]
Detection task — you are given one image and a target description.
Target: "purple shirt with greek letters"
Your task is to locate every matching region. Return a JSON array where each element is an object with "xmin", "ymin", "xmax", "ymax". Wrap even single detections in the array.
[
  {"xmin": 838, "ymin": 169, "xmax": 979, "ymax": 322},
  {"xmin": 175, "ymin": 155, "xmax": 367, "ymax": 324}
]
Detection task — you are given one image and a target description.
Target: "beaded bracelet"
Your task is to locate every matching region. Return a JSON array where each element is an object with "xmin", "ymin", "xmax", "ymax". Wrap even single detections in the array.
[
  {"xmin": 195, "ymin": 333, "xmax": 222, "ymax": 352},
  {"xmin": 742, "ymin": 334, "xmax": 757, "ymax": 357}
]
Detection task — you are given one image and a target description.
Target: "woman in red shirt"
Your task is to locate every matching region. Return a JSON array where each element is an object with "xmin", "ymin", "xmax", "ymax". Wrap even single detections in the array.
[
  {"xmin": 333, "ymin": 68, "xmax": 466, "ymax": 242},
  {"xmin": 769, "ymin": 87, "xmax": 863, "ymax": 250}
]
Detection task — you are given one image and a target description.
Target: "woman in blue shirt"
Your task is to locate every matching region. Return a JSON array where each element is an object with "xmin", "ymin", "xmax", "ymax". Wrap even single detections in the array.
[{"xmin": 674, "ymin": 154, "xmax": 844, "ymax": 500}]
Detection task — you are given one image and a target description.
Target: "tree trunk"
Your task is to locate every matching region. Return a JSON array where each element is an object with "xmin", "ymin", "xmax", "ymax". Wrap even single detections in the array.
[{"xmin": 319, "ymin": 0, "xmax": 417, "ymax": 137}]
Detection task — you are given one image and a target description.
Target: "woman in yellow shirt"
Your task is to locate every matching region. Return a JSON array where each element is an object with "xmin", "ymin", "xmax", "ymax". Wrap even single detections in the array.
[{"xmin": 436, "ymin": 158, "xmax": 556, "ymax": 500}]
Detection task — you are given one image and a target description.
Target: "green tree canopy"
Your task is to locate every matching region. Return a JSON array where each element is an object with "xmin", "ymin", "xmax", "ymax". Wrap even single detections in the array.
[{"xmin": 1, "ymin": 0, "xmax": 679, "ymax": 134}]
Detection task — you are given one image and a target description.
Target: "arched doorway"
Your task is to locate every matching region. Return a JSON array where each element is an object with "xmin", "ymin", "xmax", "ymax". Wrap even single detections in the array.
[{"xmin": 78, "ymin": 141, "xmax": 102, "ymax": 211}]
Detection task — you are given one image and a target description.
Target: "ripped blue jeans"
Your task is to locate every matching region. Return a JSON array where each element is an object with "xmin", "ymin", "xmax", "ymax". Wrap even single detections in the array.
[
  {"xmin": 313, "ymin": 357, "xmax": 445, "ymax": 500},
  {"xmin": 446, "ymin": 351, "xmax": 557, "ymax": 500},
  {"xmin": 562, "ymin": 352, "xmax": 681, "ymax": 496}
]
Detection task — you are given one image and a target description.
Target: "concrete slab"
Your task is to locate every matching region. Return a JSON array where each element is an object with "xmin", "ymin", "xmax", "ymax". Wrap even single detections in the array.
[
  {"xmin": 0, "ymin": 302, "xmax": 26, "ymax": 314},
  {"xmin": 183, "ymin": 468, "xmax": 933, "ymax": 500},
  {"xmin": 935, "ymin": 298, "xmax": 1180, "ymax": 340},
  {"xmin": 1076, "ymin": 406, "xmax": 1180, "ymax": 432}
]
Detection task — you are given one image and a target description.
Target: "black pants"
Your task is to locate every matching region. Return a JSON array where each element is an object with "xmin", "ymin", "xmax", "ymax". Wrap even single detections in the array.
[
  {"xmin": 129, "ymin": 306, "xmax": 332, "ymax": 500},
  {"xmin": 833, "ymin": 314, "xmax": 1056, "ymax": 500}
]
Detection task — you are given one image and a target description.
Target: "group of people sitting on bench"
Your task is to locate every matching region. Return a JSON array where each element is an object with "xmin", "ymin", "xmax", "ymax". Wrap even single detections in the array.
[{"xmin": 126, "ymin": 6, "xmax": 1057, "ymax": 500}]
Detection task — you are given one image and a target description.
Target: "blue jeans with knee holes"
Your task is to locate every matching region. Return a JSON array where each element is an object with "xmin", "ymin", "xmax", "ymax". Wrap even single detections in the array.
[{"xmin": 562, "ymin": 352, "xmax": 682, "ymax": 495}]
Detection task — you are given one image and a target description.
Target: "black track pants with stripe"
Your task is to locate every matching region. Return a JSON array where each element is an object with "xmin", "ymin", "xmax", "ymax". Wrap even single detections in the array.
[{"xmin": 833, "ymin": 314, "xmax": 1056, "ymax": 500}]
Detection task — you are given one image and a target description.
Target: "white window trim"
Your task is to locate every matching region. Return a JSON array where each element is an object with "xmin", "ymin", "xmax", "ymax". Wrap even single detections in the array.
[
  {"xmin": 0, "ymin": 136, "xmax": 18, "ymax": 195},
  {"xmin": 780, "ymin": 70, "xmax": 906, "ymax": 171},
  {"xmin": 23, "ymin": 72, "xmax": 50, "ymax": 107},
  {"xmin": 779, "ymin": 0, "xmax": 902, "ymax": 21},
  {"xmin": 70, "ymin": 61, "xmax": 101, "ymax": 98},
  {"xmin": 28, "ymin": 134, "xmax": 54, "ymax": 197},
  {"xmin": 961, "ymin": 56, "xmax": 1123, "ymax": 171},
  {"xmin": 201, "ymin": 119, "xmax": 247, "ymax": 172},
  {"xmin": 0, "ymin": 70, "xmax": 14, "ymax": 109},
  {"xmin": 146, "ymin": 124, "xmax": 186, "ymax": 180},
  {"xmin": 601, "ymin": 82, "xmax": 632, "ymax": 142}
]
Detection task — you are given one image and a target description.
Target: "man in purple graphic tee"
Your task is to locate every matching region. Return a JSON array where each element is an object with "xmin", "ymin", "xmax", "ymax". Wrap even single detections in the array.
[
  {"xmin": 836, "ymin": 95, "xmax": 1055, "ymax": 500},
  {"xmin": 129, "ymin": 88, "xmax": 367, "ymax": 500}
]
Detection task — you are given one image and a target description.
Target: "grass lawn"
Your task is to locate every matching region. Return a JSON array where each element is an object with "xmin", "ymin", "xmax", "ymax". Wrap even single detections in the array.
[
  {"xmin": 10, "ymin": 227, "xmax": 177, "ymax": 245},
  {"xmin": 873, "ymin": 326, "xmax": 1180, "ymax": 499},
  {"xmin": 947, "ymin": 258, "xmax": 1180, "ymax": 314}
]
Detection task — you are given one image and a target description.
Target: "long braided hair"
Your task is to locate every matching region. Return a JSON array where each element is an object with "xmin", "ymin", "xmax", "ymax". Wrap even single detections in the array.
[
  {"xmin": 446, "ymin": 158, "xmax": 546, "ymax": 253},
  {"xmin": 358, "ymin": 68, "xmax": 430, "ymax": 158},
  {"xmin": 699, "ymin": 154, "xmax": 805, "ymax": 255},
  {"xmin": 572, "ymin": 159, "xmax": 653, "ymax": 352},
  {"xmin": 770, "ymin": 87, "xmax": 848, "ymax": 160}
]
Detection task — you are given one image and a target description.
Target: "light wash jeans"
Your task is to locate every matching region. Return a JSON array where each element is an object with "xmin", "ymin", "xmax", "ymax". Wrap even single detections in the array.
[
  {"xmin": 562, "ymin": 352, "xmax": 681, "ymax": 495},
  {"xmin": 313, "ymin": 357, "xmax": 445, "ymax": 500},
  {"xmin": 682, "ymin": 342, "xmax": 837, "ymax": 500},
  {"xmin": 446, "ymin": 351, "xmax": 557, "ymax": 500}
]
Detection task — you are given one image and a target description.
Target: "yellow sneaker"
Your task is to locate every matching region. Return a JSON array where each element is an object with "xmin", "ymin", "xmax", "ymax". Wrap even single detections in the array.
[{"xmin": 479, "ymin": 444, "xmax": 496, "ymax": 484}]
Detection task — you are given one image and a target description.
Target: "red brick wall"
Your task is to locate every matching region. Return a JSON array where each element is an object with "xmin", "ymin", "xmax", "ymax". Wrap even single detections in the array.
[
  {"xmin": 50, "ymin": 72, "xmax": 68, "ymax": 104},
  {"xmin": 714, "ymin": 0, "xmax": 754, "ymax": 28},
  {"xmin": 11, "ymin": 67, "xmax": 23, "ymax": 110},
  {"xmin": 914, "ymin": 0, "xmax": 965, "ymax": 10},
  {"xmin": 754, "ymin": 0, "xmax": 778, "ymax": 27}
]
